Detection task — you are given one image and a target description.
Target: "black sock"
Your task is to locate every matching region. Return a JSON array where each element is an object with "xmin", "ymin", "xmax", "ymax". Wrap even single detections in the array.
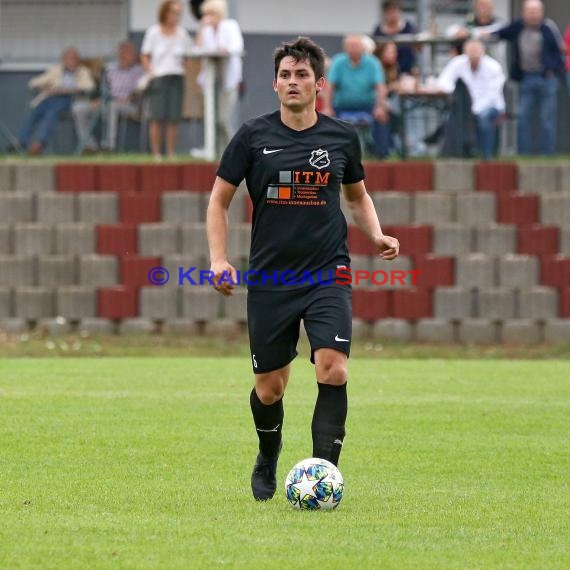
[
  {"xmin": 250, "ymin": 388, "xmax": 283, "ymax": 459},
  {"xmin": 311, "ymin": 382, "xmax": 347, "ymax": 466}
]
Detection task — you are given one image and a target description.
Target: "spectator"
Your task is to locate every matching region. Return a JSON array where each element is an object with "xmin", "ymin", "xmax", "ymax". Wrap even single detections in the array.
[
  {"xmin": 437, "ymin": 39, "xmax": 506, "ymax": 159},
  {"xmin": 15, "ymin": 47, "xmax": 94, "ymax": 155},
  {"xmin": 491, "ymin": 0, "xmax": 564, "ymax": 155},
  {"xmin": 195, "ymin": 0, "xmax": 244, "ymax": 151},
  {"xmin": 455, "ymin": 0, "xmax": 504, "ymax": 41},
  {"xmin": 72, "ymin": 41, "xmax": 144, "ymax": 152},
  {"xmin": 141, "ymin": 0, "xmax": 193, "ymax": 160},
  {"xmin": 189, "ymin": 0, "xmax": 204, "ymax": 20},
  {"xmin": 372, "ymin": 0, "xmax": 417, "ymax": 75},
  {"xmin": 323, "ymin": 34, "xmax": 389, "ymax": 158},
  {"xmin": 565, "ymin": 23, "xmax": 570, "ymax": 89}
]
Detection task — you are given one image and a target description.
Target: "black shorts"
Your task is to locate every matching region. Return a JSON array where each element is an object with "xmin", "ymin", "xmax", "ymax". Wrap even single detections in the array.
[{"xmin": 247, "ymin": 284, "xmax": 352, "ymax": 374}]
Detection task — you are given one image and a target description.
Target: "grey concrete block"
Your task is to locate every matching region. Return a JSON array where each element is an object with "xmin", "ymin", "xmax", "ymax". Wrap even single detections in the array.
[
  {"xmin": 371, "ymin": 318, "xmax": 413, "ymax": 342},
  {"xmin": 561, "ymin": 226, "xmax": 570, "ymax": 254},
  {"xmin": 544, "ymin": 319, "xmax": 570, "ymax": 343},
  {"xmin": 180, "ymin": 223, "xmax": 208, "ymax": 256},
  {"xmin": 77, "ymin": 192, "xmax": 119, "ymax": 223},
  {"xmin": 412, "ymin": 194, "xmax": 455, "ymax": 224},
  {"xmin": 517, "ymin": 163, "xmax": 560, "ymax": 194},
  {"xmin": 13, "ymin": 163, "xmax": 54, "ymax": 192},
  {"xmin": 349, "ymin": 254, "xmax": 372, "ymax": 289},
  {"xmin": 351, "ymin": 318, "xmax": 371, "ymax": 341},
  {"xmin": 0, "ymin": 255, "xmax": 36, "ymax": 286},
  {"xmin": 161, "ymin": 192, "xmax": 205, "ymax": 223},
  {"xmin": 78, "ymin": 318, "xmax": 115, "ymax": 335},
  {"xmin": 416, "ymin": 318, "xmax": 455, "ymax": 342},
  {"xmin": 227, "ymin": 186, "xmax": 247, "ymax": 224},
  {"xmin": 540, "ymin": 193, "xmax": 570, "ymax": 227},
  {"xmin": 0, "ymin": 318, "xmax": 28, "ymax": 333},
  {"xmin": 477, "ymin": 288, "xmax": 516, "ymax": 319},
  {"xmin": 473, "ymin": 224, "xmax": 517, "ymax": 255},
  {"xmin": 0, "ymin": 224, "xmax": 12, "ymax": 254},
  {"xmin": 203, "ymin": 318, "xmax": 244, "ymax": 336},
  {"xmin": 14, "ymin": 287, "xmax": 54, "ymax": 320},
  {"xmin": 55, "ymin": 223, "xmax": 95, "ymax": 255},
  {"xmin": 458, "ymin": 319, "xmax": 499, "ymax": 344},
  {"xmin": 0, "ymin": 163, "xmax": 14, "ymax": 191},
  {"xmin": 163, "ymin": 254, "xmax": 206, "ymax": 287},
  {"xmin": 370, "ymin": 255, "xmax": 413, "ymax": 289},
  {"xmin": 456, "ymin": 193, "xmax": 497, "ymax": 225},
  {"xmin": 501, "ymin": 319, "xmax": 542, "ymax": 344},
  {"xmin": 519, "ymin": 287, "xmax": 558, "ymax": 319},
  {"xmin": 182, "ymin": 288, "xmax": 222, "ymax": 321},
  {"xmin": 37, "ymin": 318, "xmax": 73, "ymax": 335},
  {"xmin": 372, "ymin": 192, "xmax": 412, "ymax": 224},
  {"xmin": 559, "ymin": 164, "xmax": 570, "ymax": 192},
  {"xmin": 0, "ymin": 287, "xmax": 12, "ymax": 318},
  {"xmin": 78, "ymin": 255, "xmax": 119, "ymax": 286},
  {"xmin": 138, "ymin": 223, "xmax": 180, "ymax": 256},
  {"xmin": 498, "ymin": 254, "xmax": 539, "ymax": 289},
  {"xmin": 434, "ymin": 224, "xmax": 473, "ymax": 255},
  {"xmin": 227, "ymin": 224, "xmax": 251, "ymax": 261},
  {"xmin": 434, "ymin": 287, "xmax": 472, "ymax": 319},
  {"xmin": 38, "ymin": 256, "xmax": 77, "ymax": 287},
  {"xmin": 434, "ymin": 160, "xmax": 474, "ymax": 192},
  {"xmin": 13, "ymin": 223, "xmax": 54, "ymax": 255},
  {"xmin": 140, "ymin": 287, "xmax": 180, "ymax": 320},
  {"xmin": 119, "ymin": 318, "xmax": 156, "ymax": 334},
  {"xmin": 161, "ymin": 318, "xmax": 199, "ymax": 334},
  {"xmin": 0, "ymin": 193, "xmax": 34, "ymax": 222},
  {"xmin": 56, "ymin": 287, "xmax": 97, "ymax": 319},
  {"xmin": 35, "ymin": 193, "xmax": 76, "ymax": 223},
  {"xmin": 456, "ymin": 254, "xmax": 495, "ymax": 288},
  {"xmin": 222, "ymin": 287, "xmax": 247, "ymax": 321}
]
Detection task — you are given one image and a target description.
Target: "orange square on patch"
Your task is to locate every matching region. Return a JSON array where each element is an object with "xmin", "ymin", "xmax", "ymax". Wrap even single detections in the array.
[{"xmin": 278, "ymin": 187, "xmax": 291, "ymax": 199}]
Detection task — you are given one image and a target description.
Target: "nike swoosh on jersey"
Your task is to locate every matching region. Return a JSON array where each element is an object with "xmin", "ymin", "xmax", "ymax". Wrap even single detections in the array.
[
  {"xmin": 263, "ymin": 148, "xmax": 284, "ymax": 154},
  {"xmin": 335, "ymin": 335, "xmax": 350, "ymax": 342}
]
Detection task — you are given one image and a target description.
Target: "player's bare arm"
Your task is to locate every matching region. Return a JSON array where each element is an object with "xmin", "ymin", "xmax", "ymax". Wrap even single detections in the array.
[
  {"xmin": 206, "ymin": 176, "xmax": 239, "ymax": 296},
  {"xmin": 342, "ymin": 180, "xmax": 400, "ymax": 261}
]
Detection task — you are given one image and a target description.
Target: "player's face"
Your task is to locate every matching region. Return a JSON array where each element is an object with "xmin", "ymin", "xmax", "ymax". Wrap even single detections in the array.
[{"xmin": 273, "ymin": 57, "xmax": 324, "ymax": 111}]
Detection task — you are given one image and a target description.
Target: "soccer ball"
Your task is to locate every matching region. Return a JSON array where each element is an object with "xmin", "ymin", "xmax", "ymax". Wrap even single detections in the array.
[{"xmin": 284, "ymin": 457, "xmax": 344, "ymax": 510}]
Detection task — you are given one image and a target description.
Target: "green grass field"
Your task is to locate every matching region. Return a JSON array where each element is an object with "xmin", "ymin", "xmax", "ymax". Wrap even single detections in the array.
[{"xmin": 1, "ymin": 357, "xmax": 569, "ymax": 569}]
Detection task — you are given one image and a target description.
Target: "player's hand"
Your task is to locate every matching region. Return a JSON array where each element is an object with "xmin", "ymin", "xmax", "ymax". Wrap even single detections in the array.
[
  {"xmin": 373, "ymin": 105, "xmax": 389, "ymax": 123},
  {"xmin": 210, "ymin": 260, "xmax": 238, "ymax": 296},
  {"xmin": 374, "ymin": 234, "xmax": 400, "ymax": 261}
]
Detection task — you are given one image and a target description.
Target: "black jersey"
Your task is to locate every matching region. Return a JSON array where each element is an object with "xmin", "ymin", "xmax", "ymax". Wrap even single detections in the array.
[{"xmin": 217, "ymin": 111, "xmax": 364, "ymax": 289}]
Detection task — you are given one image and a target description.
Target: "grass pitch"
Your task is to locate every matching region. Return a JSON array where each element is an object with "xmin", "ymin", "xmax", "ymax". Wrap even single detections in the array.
[{"xmin": 1, "ymin": 357, "xmax": 569, "ymax": 569}]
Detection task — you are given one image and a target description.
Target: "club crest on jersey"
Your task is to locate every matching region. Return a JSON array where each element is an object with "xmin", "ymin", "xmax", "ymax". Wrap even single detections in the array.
[{"xmin": 309, "ymin": 148, "xmax": 330, "ymax": 170}]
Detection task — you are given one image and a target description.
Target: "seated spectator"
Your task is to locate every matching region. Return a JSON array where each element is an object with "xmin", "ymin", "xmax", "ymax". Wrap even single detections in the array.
[
  {"xmin": 437, "ymin": 39, "xmax": 505, "ymax": 159},
  {"xmin": 72, "ymin": 41, "xmax": 144, "ymax": 152},
  {"xmin": 372, "ymin": 0, "xmax": 417, "ymax": 75},
  {"xmin": 16, "ymin": 47, "xmax": 94, "ymax": 155},
  {"xmin": 323, "ymin": 35, "xmax": 389, "ymax": 158},
  {"xmin": 491, "ymin": 0, "xmax": 564, "ymax": 155}
]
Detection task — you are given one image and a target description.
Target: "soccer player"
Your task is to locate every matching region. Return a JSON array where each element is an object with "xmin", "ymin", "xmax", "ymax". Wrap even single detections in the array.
[{"xmin": 206, "ymin": 37, "xmax": 399, "ymax": 501}]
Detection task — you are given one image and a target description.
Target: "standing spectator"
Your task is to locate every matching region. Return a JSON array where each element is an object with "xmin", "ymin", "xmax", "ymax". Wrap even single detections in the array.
[
  {"xmin": 456, "ymin": 0, "xmax": 504, "ymax": 40},
  {"xmin": 492, "ymin": 0, "xmax": 564, "ymax": 155},
  {"xmin": 323, "ymin": 35, "xmax": 389, "ymax": 158},
  {"xmin": 72, "ymin": 41, "xmax": 144, "ymax": 152},
  {"xmin": 141, "ymin": 0, "xmax": 193, "ymax": 160},
  {"xmin": 16, "ymin": 47, "xmax": 94, "ymax": 155},
  {"xmin": 372, "ymin": 0, "xmax": 417, "ymax": 75},
  {"xmin": 437, "ymin": 40, "xmax": 506, "ymax": 159},
  {"xmin": 195, "ymin": 0, "xmax": 244, "ymax": 151},
  {"xmin": 565, "ymin": 23, "xmax": 570, "ymax": 89}
]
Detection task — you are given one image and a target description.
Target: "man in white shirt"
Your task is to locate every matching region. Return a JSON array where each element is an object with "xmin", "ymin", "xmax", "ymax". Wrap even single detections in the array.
[{"xmin": 437, "ymin": 39, "xmax": 506, "ymax": 159}]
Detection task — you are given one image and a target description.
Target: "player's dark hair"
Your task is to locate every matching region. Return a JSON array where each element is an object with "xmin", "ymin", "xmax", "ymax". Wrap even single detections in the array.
[
  {"xmin": 382, "ymin": 0, "xmax": 400, "ymax": 12},
  {"xmin": 273, "ymin": 36, "xmax": 326, "ymax": 80}
]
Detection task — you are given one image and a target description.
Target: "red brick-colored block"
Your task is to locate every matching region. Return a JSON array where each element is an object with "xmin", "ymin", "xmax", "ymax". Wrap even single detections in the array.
[
  {"xmin": 498, "ymin": 193, "xmax": 539, "ymax": 225},
  {"xmin": 348, "ymin": 226, "xmax": 376, "ymax": 255},
  {"xmin": 97, "ymin": 224, "xmax": 137, "ymax": 256},
  {"xmin": 384, "ymin": 224, "xmax": 433, "ymax": 256},
  {"xmin": 352, "ymin": 290, "xmax": 392, "ymax": 320},
  {"xmin": 363, "ymin": 163, "xmax": 393, "ymax": 191},
  {"xmin": 561, "ymin": 288, "xmax": 570, "ymax": 318},
  {"xmin": 120, "ymin": 255, "xmax": 162, "ymax": 287},
  {"xmin": 56, "ymin": 164, "xmax": 98, "ymax": 192},
  {"xmin": 119, "ymin": 192, "xmax": 160, "ymax": 223},
  {"xmin": 540, "ymin": 256, "xmax": 570, "ymax": 289},
  {"xmin": 518, "ymin": 225, "xmax": 559, "ymax": 256},
  {"xmin": 98, "ymin": 286, "xmax": 138, "ymax": 319},
  {"xmin": 392, "ymin": 289, "xmax": 433, "ymax": 319},
  {"xmin": 139, "ymin": 165, "xmax": 181, "ymax": 193},
  {"xmin": 475, "ymin": 162, "xmax": 517, "ymax": 193},
  {"xmin": 181, "ymin": 163, "xmax": 218, "ymax": 192},
  {"xmin": 413, "ymin": 255, "xmax": 455, "ymax": 287},
  {"xmin": 392, "ymin": 162, "xmax": 433, "ymax": 191},
  {"xmin": 97, "ymin": 164, "xmax": 139, "ymax": 193}
]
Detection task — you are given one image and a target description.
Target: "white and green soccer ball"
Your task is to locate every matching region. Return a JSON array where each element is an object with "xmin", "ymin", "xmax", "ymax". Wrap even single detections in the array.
[{"xmin": 284, "ymin": 457, "xmax": 344, "ymax": 510}]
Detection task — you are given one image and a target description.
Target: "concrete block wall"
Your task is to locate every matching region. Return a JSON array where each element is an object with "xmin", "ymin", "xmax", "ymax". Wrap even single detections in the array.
[{"xmin": 0, "ymin": 159, "xmax": 568, "ymax": 343}]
